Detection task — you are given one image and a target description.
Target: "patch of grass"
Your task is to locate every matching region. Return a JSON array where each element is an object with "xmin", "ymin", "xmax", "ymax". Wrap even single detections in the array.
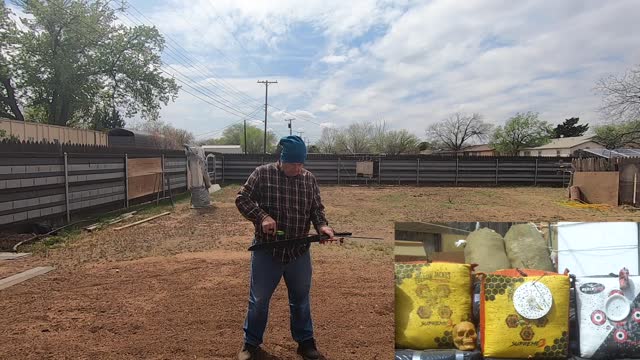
[
  {"xmin": 23, "ymin": 192, "xmax": 192, "ymax": 254},
  {"xmin": 27, "ymin": 228, "xmax": 82, "ymax": 255},
  {"xmin": 210, "ymin": 184, "xmax": 241, "ymax": 202},
  {"xmin": 377, "ymin": 192, "xmax": 408, "ymax": 203},
  {"xmin": 474, "ymin": 189, "xmax": 497, "ymax": 197}
]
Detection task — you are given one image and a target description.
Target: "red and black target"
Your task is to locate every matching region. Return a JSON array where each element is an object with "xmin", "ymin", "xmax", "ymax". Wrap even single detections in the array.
[
  {"xmin": 610, "ymin": 289, "xmax": 624, "ymax": 297},
  {"xmin": 614, "ymin": 329, "xmax": 629, "ymax": 343},
  {"xmin": 591, "ymin": 310, "xmax": 606, "ymax": 325},
  {"xmin": 633, "ymin": 309, "xmax": 640, "ymax": 323}
]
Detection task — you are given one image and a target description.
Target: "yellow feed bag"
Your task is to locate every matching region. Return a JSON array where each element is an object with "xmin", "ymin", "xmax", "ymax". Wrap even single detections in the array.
[
  {"xmin": 395, "ymin": 262, "xmax": 473, "ymax": 349},
  {"xmin": 480, "ymin": 269, "xmax": 570, "ymax": 358}
]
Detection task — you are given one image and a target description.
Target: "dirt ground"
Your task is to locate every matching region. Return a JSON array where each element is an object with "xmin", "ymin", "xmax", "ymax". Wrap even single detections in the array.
[{"xmin": 2, "ymin": 185, "xmax": 640, "ymax": 359}]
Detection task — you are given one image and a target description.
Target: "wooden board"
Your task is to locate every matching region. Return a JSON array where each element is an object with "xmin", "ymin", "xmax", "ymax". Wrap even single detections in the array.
[
  {"xmin": 356, "ymin": 161, "xmax": 374, "ymax": 177},
  {"xmin": 128, "ymin": 158, "xmax": 162, "ymax": 177},
  {"xmin": 0, "ymin": 252, "xmax": 30, "ymax": 261},
  {"xmin": 0, "ymin": 266, "xmax": 54, "ymax": 290},
  {"xmin": 573, "ymin": 171, "xmax": 620, "ymax": 206},
  {"xmin": 431, "ymin": 251, "xmax": 466, "ymax": 263},
  {"xmin": 127, "ymin": 158, "xmax": 162, "ymax": 199}
]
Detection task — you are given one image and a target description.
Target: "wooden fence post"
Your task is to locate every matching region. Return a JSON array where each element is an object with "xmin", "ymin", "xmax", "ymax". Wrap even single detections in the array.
[
  {"xmin": 64, "ymin": 152, "xmax": 70, "ymax": 223},
  {"xmin": 124, "ymin": 153, "xmax": 129, "ymax": 209}
]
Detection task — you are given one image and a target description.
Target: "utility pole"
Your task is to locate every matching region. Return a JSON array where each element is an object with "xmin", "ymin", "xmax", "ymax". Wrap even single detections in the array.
[
  {"xmin": 257, "ymin": 80, "xmax": 278, "ymax": 154},
  {"xmin": 243, "ymin": 119, "xmax": 247, "ymax": 154},
  {"xmin": 285, "ymin": 118, "xmax": 295, "ymax": 136}
]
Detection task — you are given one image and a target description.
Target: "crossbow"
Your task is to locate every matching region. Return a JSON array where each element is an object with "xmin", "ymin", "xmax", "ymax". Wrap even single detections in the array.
[{"xmin": 248, "ymin": 232, "xmax": 383, "ymax": 251}]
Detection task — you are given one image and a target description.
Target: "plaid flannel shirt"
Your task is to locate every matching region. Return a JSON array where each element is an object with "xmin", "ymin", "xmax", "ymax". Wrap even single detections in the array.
[{"xmin": 235, "ymin": 163, "xmax": 329, "ymax": 263}]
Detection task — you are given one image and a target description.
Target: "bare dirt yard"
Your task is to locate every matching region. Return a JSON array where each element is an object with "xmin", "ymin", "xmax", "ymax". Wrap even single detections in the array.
[{"xmin": 2, "ymin": 185, "xmax": 639, "ymax": 359}]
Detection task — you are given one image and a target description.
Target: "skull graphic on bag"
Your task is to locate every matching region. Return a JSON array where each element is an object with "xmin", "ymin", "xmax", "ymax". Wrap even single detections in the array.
[{"xmin": 453, "ymin": 321, "xmax": 477, "ymax": 351}]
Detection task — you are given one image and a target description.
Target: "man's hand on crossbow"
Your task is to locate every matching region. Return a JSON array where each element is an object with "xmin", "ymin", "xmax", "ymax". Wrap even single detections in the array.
[{"xmin": 319, "ymin": 226, "xmax": 336, "ymax": 244}]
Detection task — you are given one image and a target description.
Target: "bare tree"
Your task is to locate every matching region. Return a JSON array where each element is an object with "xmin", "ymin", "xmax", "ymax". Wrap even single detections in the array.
[
  {"xmin": 381, "ymin": 129, "xmax": 420, "ymax": 155},
  {"xmin": 597, "ymin": 64, "xmax": 640, "ymax": 122},
  {"xmin": 315, "ymin": 120, "xmax": 419, "ymax": 154},
  {"xmin": 315, "ymin": 127, "xmax": 340, "ymax": 153},
  {"xmin": 336, "ymin": 122, "xmax": 373, "ymax": 154},
  {"xmin": 426, "ymin": 113, "xmax": 493, "ymax": 152},
  {"xmin": 133, "ymin": 120, "xmax": 194, "ymax": 149}
]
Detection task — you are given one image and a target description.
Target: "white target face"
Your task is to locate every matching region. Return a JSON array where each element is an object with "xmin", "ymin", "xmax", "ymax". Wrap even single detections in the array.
[
  {"xmin": 605, "ymin": 294, "xmax": 631, "ymax": 322},
  {"xmin": 513, "ymin": 281, "xmax": 553, "ymax": 320}
]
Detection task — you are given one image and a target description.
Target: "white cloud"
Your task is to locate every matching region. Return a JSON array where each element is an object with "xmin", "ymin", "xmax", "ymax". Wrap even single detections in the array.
[
  {"xmin": 320, "ymin": 104, "xmax": 338, "ymax": 112},
  {"xmin": 138, "ymin": 0, "xmax": 640, "ymax": 141},
  {"xmin": 320, "ymin": 122, "xmax": 336, "ymax": 128},
  {"xmin": 321, "ymin": 55, "xmax": 348, "ymax": 64}
]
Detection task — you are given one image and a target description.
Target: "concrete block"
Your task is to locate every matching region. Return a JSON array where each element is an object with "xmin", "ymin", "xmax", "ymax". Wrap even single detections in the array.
[
  {"xmin": 40, "ymin": 207, "xmax": 51, "ymax": 216},
  {"xmin": 27, "ymin": 209, "xmax": 41, "ymax": 219},
  {"xmin": 26, "ymin": 165, "xmax": 40, "ymax": 174},
  {"xmin": 34, "ymin": 177, "xmax": 47, "ymax": 186},
  {"xmin": 13, "ymin": 199, "xmax": 29, "ymax": 209},
  {"xmin": 20, "ymin": 178, "xmax": 35, "ymax": 188},
  {"xmin": 0, "ymin": 166, "xmax": 11, "ymax": 175},
  {"xmin": 39, "ymin": 195, "xmax": 52, "ymax": 205},
  {"xmin": 7, "ymin": 179, "xmax": 20, "ymax": 188},
  {"xmin": 0, "ymin": 214, "xmax": 14, "ymax": 224},
  {"xmin": 0, "ymin": 180, "xmax": 6, "ymax": 189},
  {"xmin": 11, "ymin": 166, "xmax": 26, "ymax": 174},
  {"xmin": 50, "ymin": 205, "xmax": 65, "ymax": 214},
  {"xmin": 0, "ymin": 202, "xmax": 12, "ymax": 212},
  {"xmin": 13, "ymin": 212, "xmax": 27, "ymax": 222}
]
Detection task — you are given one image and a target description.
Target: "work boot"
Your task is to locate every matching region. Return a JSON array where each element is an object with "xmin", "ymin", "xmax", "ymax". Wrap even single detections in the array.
[
  {"xmin": 297, "ymin": 338, "xmax": 321, "ymax": 360},
  {"xmin": 238, "ymin": 343, "xmax": 259, "ymax": 360}
]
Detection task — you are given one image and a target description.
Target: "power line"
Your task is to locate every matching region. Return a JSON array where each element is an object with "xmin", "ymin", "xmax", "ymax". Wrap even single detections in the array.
[
  {"xmin": 123, "ymin": 2, "xmax": 263, "ymax": 108},
  {"xmin": 116, "ymin": 8, "xmax": 262, "ymax": 116},
  {"xmin": 199, "ymin": 0, "xmax": 268, "ymax": 75},
  {"xmin": 54, "ymin": 0, "xmax": 265, "ymax": 125},
  {"xmin": 194, "ymin": 105, "xmax": 264, "ymax": 138}
]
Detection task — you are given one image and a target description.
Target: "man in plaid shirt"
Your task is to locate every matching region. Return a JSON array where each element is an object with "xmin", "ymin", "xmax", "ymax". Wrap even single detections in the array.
[{"xmin": 236, "ymin": 135, "xmax": 335, "ymax": 360}]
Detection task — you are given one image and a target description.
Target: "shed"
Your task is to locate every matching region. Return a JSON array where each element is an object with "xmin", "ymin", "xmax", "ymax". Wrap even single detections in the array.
[{"xmin": 108, "ymin": 128, "xmax": 160, "ymax": 149}]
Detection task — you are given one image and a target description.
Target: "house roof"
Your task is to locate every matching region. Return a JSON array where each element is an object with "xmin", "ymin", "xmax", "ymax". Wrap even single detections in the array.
[
  {"xmin": 580, "ymin": 148, "xmax": 640, "ymax": 159},
  {"xmin": 523, "ymin": 136, "xmax": 596, "ymax": 150},
  {"xmin": 201, "ymin": 145, "xmax": 242, "ymax": 149},
  {"xmin": 462, "ymin": 144, "xmax": 494, "ymax": 152}
]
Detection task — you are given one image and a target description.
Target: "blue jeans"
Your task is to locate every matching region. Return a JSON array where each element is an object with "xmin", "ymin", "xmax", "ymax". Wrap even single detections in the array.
[{"xmin": 243, "ymin": 248, "xmax": 314, "ymax": 346}]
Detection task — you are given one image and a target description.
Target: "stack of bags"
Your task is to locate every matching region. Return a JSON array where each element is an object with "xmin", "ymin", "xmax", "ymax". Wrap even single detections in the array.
[{"xmin": 396, "ymin": 223, "xmax": 640, "ymax": 359}]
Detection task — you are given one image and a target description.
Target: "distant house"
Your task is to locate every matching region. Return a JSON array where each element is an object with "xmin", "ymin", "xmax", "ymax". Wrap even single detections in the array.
[
  {"xmin": 460, "ymin": 144, "xmax": 497, "ymax": 156},
  {"xmin": 431, "ymin": 144, "xmax": 497, "ymax": 156},
  {"xmin": 201, "ymin": 145, "xmax": 243, "ymax": 154},
  {"xmin": 519, "ymin": 136, "xmax": 604, "ymax": 157},
  {"xmin": 575, "ymin": 148, "xmax": 640, "ymax": 159}
]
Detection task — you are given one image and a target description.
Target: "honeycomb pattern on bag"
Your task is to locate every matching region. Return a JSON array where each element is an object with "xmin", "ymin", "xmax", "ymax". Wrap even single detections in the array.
[
  {"xmin": 484, "ymin": 274, "xmax": 524, "ymax": 301},
  {"xmin": 434, "ymin": 330, "xmax": 454, "ymax": 348},
  {"xmin": 395, "ymin": 263, "xmax": 429, "ymax": 285},
  {"xmin": 533, "ymin": 332, "xmax": 569, "ymax": 359}
]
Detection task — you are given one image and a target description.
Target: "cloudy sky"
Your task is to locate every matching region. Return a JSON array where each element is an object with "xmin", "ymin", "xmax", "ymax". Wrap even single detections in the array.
[{"xmin": 11, "ymin": 0, "xmax": 640, "ymax": 144}]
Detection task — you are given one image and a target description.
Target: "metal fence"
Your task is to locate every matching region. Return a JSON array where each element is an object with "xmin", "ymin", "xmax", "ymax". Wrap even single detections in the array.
[
  {"xmin": 206, "ymin": 154, "xmax": 572, "ymax": 186},
  {"xmin": 0, "ymin": 151, "xmax": 187, "ymax": 227}
]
